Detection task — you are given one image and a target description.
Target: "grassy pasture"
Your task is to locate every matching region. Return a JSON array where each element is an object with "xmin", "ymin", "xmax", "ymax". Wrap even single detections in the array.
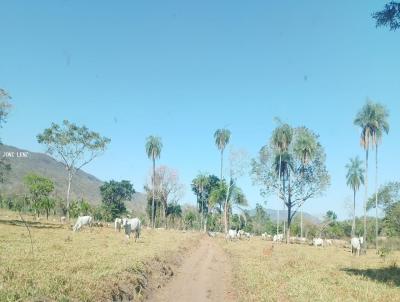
[
  {"xmin": 220, "ymin": 238, "xmax": 400, "ymax": 302},
  {"xmin": 0, "ymin": 211, "xmax": 201, "ymax": 301}
]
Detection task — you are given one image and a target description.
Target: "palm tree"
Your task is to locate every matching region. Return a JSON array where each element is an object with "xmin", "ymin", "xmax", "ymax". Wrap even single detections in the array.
[
  {"xmin": 293, "ymin": 127, "xmax": 317, "ymax": 238},
  {"xmin": 210, "ymin": 180, "xmax": 247, "ymax": 232},
  {"xmin": 145, "ymin": 135, "xmax": 162, "ymax": 228},
  {"xmin": 192, "ymin": 173, "xmax": 209, "ymax": 231},
  {"xmin": 271, "ymin": 121, "xmax": 293, "ymax": 235},
  {"xmin": 354, "ymin": 100, "xmax": 377, "ymax": 251},
  {"xmin": 214, "ymin": 128, "xmax": 231, "ymax": 227},
  {"xmin": 345, "ymin": 157, "xmax": 365, "ymax": 237},
  {"xmin": 214, "ymin": 129, "xmax": 231, "ymax": 181},
  {"xmin": 371, "ymin": 103, "xmax": 389, "ymax": 249}
]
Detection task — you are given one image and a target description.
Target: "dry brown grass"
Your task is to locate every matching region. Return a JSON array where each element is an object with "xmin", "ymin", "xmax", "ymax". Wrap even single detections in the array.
[
  {"xmin": 220, "ymin": 238, "xmax": 400, "ymax": 302},
  {"xmin": 0, "ymin": 210, "xmax": 201, "ymax": 301}
]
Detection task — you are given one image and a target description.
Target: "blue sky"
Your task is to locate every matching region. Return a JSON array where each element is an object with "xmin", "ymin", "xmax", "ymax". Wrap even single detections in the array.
[{"xmin": 1, "ymin": 1, "xmax": 399, "ymax": 219}]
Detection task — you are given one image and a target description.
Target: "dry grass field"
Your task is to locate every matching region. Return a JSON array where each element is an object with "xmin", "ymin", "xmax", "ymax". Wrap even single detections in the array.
[
  {"xmin": 0, "ymin": 211, "xmax": 201, "ymax": 302},
  {"xmin": 219, "ymin": 238, "xmax": 400, "ymax": 302}
]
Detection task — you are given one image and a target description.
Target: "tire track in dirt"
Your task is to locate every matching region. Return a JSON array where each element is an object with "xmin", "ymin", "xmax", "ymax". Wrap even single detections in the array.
[{"xmin": 148, "ymin": 237, "xmax": 234, "ymax": 302}]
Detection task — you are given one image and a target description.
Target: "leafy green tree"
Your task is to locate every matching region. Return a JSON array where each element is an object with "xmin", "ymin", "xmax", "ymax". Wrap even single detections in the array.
[
  {"xmin": 183, "ymin": 210, "xmax": 197, "ymax": 229},
  {"xmin": 345, "ymin": 157, "xmax": 365, "ymax": 237},
  {"xmin": 167, "ymin": 203, "xmax": 182, "ymax": 228},
  {"xmin": 145, "ymin": 135, "xmax": 162, "ymax": 228},
  {"xmin": 100, "ymin": 180, "xmax": 134, "ymax": 220},
  {"xmin": 367, "ymin": 182, "xmax": 400, "ymax": 211},
  {"xmin": 37, "ymin": 120, "xmax": 110, "ymax": 219},
  {"xmin": 0, "ymin": 89, "xmax": 11, "ymax": 182},
  {"xmin": 0, "ymin": 89, "xmax": 11, "ymax": 130},
  {"xmin": 384, "ymin": 202, "xmax": 400, "ymax": 236},
  {"xmin": 40, "ymin": 197, "xmax": 56, "ymax": 220},
  {"xmin": 373, "ymin": 2, "xmax": 400, "ymax": 31},
  {"xmin": 69, "ymin": 200, "xmax": 92, "ymax": 218},
  {"xmin": 209, "ymin": 180, "xmax": 248, "ymax": 232},
  {"xmin": 252, "ymin": 126, "xmax": 330, "ymax": 242},
  {"xmin": 23, "ymin": 173, "xmax": 55, "ymax": 218},
  {"xmin": 191, "ymin": 174, "xmax": 220, "ymax": 231}
]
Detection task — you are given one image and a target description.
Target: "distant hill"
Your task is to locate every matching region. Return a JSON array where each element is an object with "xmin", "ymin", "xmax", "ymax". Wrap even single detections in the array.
[
  {"xmin": 248, "ymin": 206, "xmax": 320, "ymax": 224},
  {"xmin": 0, "ymin": 144, "xmax": 147, "ymax": 210}
]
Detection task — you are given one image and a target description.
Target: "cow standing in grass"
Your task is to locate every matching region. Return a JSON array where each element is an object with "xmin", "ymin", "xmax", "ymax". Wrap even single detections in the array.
[
  {"xmin": 351, "ymin": 237, "xmax": 363, "ymax": 256},
  {"xmin": 226, "ymin": 229, "xmax": 237, "ymax": 241},
  {"xmin": 122, "ymin": 218, "xmax": 141, "ymax": 241},
  {"xmin": 313, "ymin": 238, "xmax": 324, "ymax": 247},
  {"xmin": 73, "ymin": 216, "xmax": 93, "ymax": 232}
]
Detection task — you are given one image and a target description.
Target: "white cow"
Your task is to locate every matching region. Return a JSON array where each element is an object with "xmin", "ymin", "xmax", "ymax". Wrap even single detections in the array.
[
  {"xmin": 122, "ymin": 218, "xmax": 141, "ymax": 241},
  {"xmin": 313, "ymin": 238, "xmax": 324, "ymax": 247},
  {"xmin": 273, "ymin": 234, "xmax": 284, "ymax": 242},
  {"xmin": 226, "ymin": 229, "xmax": 237, "ymax": 241},
  {"xmin": 351, "ymin": 237, "xmax": 363, "ymax": 256},
  {"xmin": 325, "ymin": 239, "xmax": 333, "ymax": 246},
  {"xmin": 237, "ymin": 230, "xmax": 245, "ymax": 239},
  {"xmin": 73, "ymin": 216, "xmax": 93, "ymax": 232},
  {"xmin": 115, "ymin": 218, "xmax": 122, "ymax": 232}
]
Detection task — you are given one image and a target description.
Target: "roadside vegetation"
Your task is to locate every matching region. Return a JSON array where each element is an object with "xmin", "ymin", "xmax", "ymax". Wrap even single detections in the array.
[
  {"xmin": 220, "ymin": 238, "xmax": 400, "ymax": 302},
  {"xmin": 0, "ymin": 209, "xmax": 201, "ymax": 302}
]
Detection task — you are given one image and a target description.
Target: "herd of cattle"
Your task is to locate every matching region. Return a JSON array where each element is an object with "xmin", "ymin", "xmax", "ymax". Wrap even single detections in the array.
[
  {"xmin": 223, "ymin": 229, "xmax": 364, "ymax": 256},
  {"xmin": 71, "ymin": 215, "xmax": 142, "ymax": 241},
  {"xmin": 69, "ymin": 216, "xmax": 364, "ymax": 255}
]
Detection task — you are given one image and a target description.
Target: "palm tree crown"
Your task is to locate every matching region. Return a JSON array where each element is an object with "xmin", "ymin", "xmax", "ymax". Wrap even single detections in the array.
[
  {"xmin": 346, "ymin": 157, "xmax": 365, "ymax": 192},
  {"xmin": 354, "ymin": 100, "xmax": 389, "ymax": 150},
  {"xmin": 214, "ymin": 129, "xmax": 231, "ymax": 152},
  {"xmin": 271, "ymin": 123, "xmax": 293, "ymax": 154},
  {"xmin": 293, "ymin": 127, "xmax": 318, "ymax": 166},
  {"xmin": 145, "ymin": 136, "xmax": 163, "ymax": 160}
]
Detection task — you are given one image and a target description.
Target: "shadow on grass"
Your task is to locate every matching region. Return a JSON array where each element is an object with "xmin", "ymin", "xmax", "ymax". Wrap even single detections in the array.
[
  {"xmin": 0, "ymin": 219, "xmax": 63, "ymax": 229},
  {"xmin": 342, "ymin": 265, "xmax": 400, "ymax": 287}
]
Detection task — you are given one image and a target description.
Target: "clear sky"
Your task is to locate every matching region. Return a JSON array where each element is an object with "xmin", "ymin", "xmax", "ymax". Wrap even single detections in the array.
[{"xmin": 1, "ymin": 1, "xmax": 399, "ymax": 219}]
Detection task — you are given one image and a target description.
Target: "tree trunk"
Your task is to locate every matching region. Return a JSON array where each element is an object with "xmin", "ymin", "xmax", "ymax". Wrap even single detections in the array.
[
  {"xmin": 364, "ymin": 149, "xmax": 369, "ymax": 252},
  {"xmin": 46, "ymin": 209, "xmax": 49, "ymax": 220},
  {"xmin": 220, "ymin": 149, "xmax": 223, "ymax": 181},
  {"xmin": 220, "ymin": 149, "xmax": 224, "ymax": 227},
  {"xmin": 66, "ymin": 169, "xmax": 72, "ymax": 220},
  {"xmin": 375, "ymin": 144, "xmax": 378, "ymax": 250},
  {"xmin": 152, "ymin": 158, "xmax": 156, "ymax": 229},
  {"xmin": 300, "ymin": 207, "xmax": 303, "ymax": 238},
  {"xmin": 352, "ymin": 189, "xmax": 356, "ymax": 237},
  {"xmin": 204, "ymin": 213, "xmax": 207, "ymax": 233},
  {"xmin": 199, "ymin": 196, "xmax": 203, "ymax": 231},
  {"xmin": 164, "ymin": 203, "xmax": 167, "ymax": 229},
  {"xmin": 287, "ymin": 205, "xmax": 291, "ymax": 244},
  {"xmin": 277, "ymin": 154, "xmax": 282, "ymax": 235},
  {"xmin": 224, "ymin": 200, "xmax": 228, "ymax": 233}
]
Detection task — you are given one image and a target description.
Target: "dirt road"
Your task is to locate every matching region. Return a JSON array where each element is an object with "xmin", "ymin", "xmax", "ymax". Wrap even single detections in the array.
[{"xmin": 149, "ymin": 237, "xmax": 234, "ymax": 302}]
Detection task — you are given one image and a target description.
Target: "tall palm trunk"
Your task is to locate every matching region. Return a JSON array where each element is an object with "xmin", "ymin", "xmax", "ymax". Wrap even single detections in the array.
[
  {"xmin": 352, "ymin": 189, "xmax": 356, "ymax": 237},
  {"xmin": 66, "ymin": 169, "xmax": 72, "ymax": 220},
  {"xmin": 364, "ymin": 149, "xmax": 368, "ymax": 251},
  {"xmin": 220, "ymin": 149, "xmax": 223, "ymax": 181},
  {"xmin": 152, "ymin": 157, "xmax": 156, "ymax": 229},
  {"xmin": 220, "ymin": 149, "xmax": 224, "ymax": 228},
  {"xmin": 300, "ymin": 208, "xmax": 303, "ymax": 238},
  {"xmin": 375, "ymin": 144, "xmax": 378, "ymax": 250},
  {"xmin": 277, "ymin": 154, "xmax": 282, "ymax": 235}
]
